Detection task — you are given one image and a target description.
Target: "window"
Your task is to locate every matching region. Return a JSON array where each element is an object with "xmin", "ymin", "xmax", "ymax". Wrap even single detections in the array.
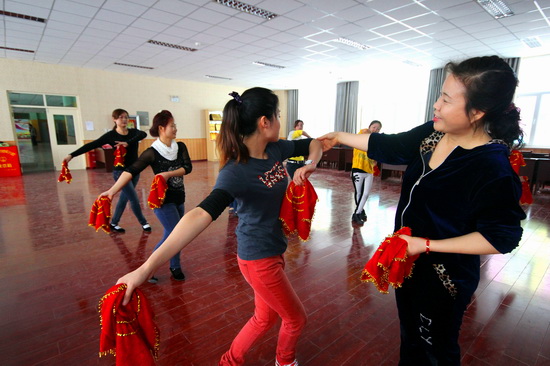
[
  {"xmin": 8, "ymin": 92, "xmax": 44, "ymax": 106},
  {"xmin": 46, "ymin": 95, "xmax": 77, "ymax": 107},
  {"xmin": 516, "ymin": 55, "xmax": 550, "ymax": 147}
]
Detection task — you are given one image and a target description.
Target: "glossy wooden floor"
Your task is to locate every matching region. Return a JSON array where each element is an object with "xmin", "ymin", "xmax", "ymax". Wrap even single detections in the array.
[{"xmin": 1, "ymin": 162, "xmax": 549, "ymax": 366}]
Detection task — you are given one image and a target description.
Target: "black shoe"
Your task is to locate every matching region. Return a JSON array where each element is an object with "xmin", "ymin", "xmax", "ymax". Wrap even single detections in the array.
[
  {"xmin": 360, "ymin": 210, "xmax": 367, "ymax": 221},
  {"xmin": 142, "ymin": 223, "xmax": 152, "ymax": 232},
  {"xmin": 147, "ymin": 276, "xmax": 158, "ymax": 284},
  {"xmin": 351, "ymin": 214, "xmax": 364, "ymax": 226},
  {"xmin": 110, "ymin": 224, "xmax": 126, "ymax": 233},
  {"xmin": 170, "ymin": 268, "xmax": 185, "ymax": 281}
]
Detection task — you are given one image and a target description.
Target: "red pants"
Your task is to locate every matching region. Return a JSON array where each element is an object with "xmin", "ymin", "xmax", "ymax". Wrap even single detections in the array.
[{"xmin": 219, "ymin": 255, "xmax": 307, "ymax": 366}]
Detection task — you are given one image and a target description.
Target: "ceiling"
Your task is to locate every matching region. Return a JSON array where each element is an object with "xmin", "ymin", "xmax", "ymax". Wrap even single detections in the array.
[{"xmin": 1, "ymin": 0, "xmax": 550, "ymax": 89}]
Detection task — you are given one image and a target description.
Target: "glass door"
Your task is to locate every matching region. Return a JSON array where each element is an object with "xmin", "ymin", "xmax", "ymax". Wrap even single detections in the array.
[
  {"xmin": 12, "ymin": 107, "xmax": 55, "ymax": 173},
  {"xmin": 46, "ymin": 108, "xmax": 84, "ymax": 170}
]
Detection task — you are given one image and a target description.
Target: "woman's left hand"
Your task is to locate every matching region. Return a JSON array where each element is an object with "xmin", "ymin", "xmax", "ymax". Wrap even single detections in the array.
[
  {"xmin": 293, "ymin": 163, "xmax": 316, "ymax": 186},
  {"xmin": 400, "ymin": 234, "xmax": 427, "ymax": 256},
  {"xmin": 115, "ymin": 141, "xmax": 128, "ymax": 148},
  {"xmin": 156, "ymin": 172, "xmax": 170, "ymax": 180}
]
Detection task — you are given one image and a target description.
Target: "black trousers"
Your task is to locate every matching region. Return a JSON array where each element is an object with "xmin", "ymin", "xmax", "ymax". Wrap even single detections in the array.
[
  {"xmin": 395, "ymin": 262, "xmax": 474, "ymax": 366},
  {"xmin": 286, "ymin": 161, "xmax": 304, "ymax": 179}
]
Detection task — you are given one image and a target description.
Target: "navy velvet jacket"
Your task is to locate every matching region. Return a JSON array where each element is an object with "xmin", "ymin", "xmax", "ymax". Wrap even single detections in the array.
[{"xmin": 368, "ymin": 121, "xmax": 526, "ymax": 295}]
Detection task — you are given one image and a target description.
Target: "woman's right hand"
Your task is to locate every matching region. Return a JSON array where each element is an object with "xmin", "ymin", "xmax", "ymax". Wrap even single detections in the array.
[
  {"xmin": 99, "ymin": 189, "xmax": 114, "ymax": 200},
  {"xmin": 116, "ymin": 266, "xmax": 149, "ymax": 306},
  {"xmin": 317, "ymin": 132, "xmax": 340, "ymax": 152},
  {"xmin": 63, "ymin": 155, "xmax": 72, "ymax": 164}
]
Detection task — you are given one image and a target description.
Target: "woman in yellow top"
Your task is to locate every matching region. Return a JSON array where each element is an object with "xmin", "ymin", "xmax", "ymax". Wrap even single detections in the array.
[{"xmin": 351, "ymin": 120, "xmax": 382, "ymax": 225}]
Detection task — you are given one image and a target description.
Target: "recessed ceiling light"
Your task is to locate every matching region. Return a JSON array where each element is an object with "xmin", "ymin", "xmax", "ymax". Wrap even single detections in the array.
[
  {"xmin": 114, "ymin": 62, "xmax": 154, "ymax": 70},
  {"xmin": 147, "ymin": 40, "xmax": 198, "ymax": 52},
  {"xmin": 0, "ymin": 46, "xmax": 34, "ymax": 53},
  {"xmin": 213, "ymin": 0, "xmax": 278, "ymax": 20},
  {"xmin": 205, "ymin": 75, "xmax": 233, "ymax": 80},
  {"xmin": 0, "ymin": 10, "xmax": 46, "ymax": 23},
  {"xmin": 334, "ymin": 37, "xmax": 370, "ymax": 50},
  {"xmin": 252, "ymin": 61, "xmax": 285, "ymax": 69},
  {"xmin": 477, "ymin": 0, "xmax": 514, "ymax": 19}
]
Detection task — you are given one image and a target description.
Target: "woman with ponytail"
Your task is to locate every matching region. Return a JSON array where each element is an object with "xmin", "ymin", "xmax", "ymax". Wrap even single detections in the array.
[
  {"xmin": 114, "ymin": 88, "xmax": 323, "ymax": 366},
  {"xmin": 320, "ymin": 56, "xmax": 526, "ymax": 365}
]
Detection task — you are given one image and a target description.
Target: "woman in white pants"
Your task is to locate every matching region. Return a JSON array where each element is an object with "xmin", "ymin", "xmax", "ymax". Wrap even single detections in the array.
[{"xmin": 351, "ymin": 120, "xmax": 382, "ymax": 225}]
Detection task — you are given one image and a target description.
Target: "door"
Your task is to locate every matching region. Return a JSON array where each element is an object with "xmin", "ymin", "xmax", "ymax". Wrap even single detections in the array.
[
  {"xmin": 12, "ymin": 107, "xmax": 55, "ymax": 173},
  {"xmin": 46, "ymin": 108, "xmax": 85, "ymax": 170}
]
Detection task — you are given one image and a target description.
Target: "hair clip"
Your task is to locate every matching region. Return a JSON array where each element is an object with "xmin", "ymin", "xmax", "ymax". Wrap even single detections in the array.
[{"xmin": 229, "ymin": 91, "xmax": 243, "ymax": 105}]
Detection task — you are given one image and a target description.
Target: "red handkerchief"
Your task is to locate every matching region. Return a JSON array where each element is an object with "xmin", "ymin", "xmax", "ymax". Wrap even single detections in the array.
[
  {"xmin": 148, "ymin": 175, "xmax": 168, "ymax": 209},
  {"xmin": 520, "ymin": 176, "xmax": 533, "ymax": 205},
  {"xmin": 89, "ymin": 197, "xmax": 112, "ymax": 233},
  {"xmin": 98, "ymin": 283, "xmax": 159, "ymax": 366},
  {"xmin": 58, "ymin": 162, "xmax": 72, "ymax": 184},
  {"xmin": 373, "ymin": 164, "xmax": 381, "ymax": 177},
  {"xmin": 279, "ymin": 179, "xmax": 318, "ymax": 241},
  {"xmin": 509, "ymin": 150, "xmax": 525, "ymax": 175},
  {"xmin": 114, "ymin": 145, "xmax": 127, "ymax": 168},
  {"xmin": 360, "ymin": 227, "xmax": 419, "ymax": 293}
]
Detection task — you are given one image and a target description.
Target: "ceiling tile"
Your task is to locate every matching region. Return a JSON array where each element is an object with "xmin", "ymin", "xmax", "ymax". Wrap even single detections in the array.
[
  {"xmin": 102, "ymin": 0, "xmax": 148, "ymax": 16},
  {"xmin": 53, "ymin": 0, "xmax": 99, "ymax": 17},
  {"xmin": 95, "ymin": 9, "xmax": 137, "ymax": 25}
]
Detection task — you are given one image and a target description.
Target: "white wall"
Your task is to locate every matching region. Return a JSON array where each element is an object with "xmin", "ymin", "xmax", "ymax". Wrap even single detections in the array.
[{"xmin": 0, "ymin": 58, "xmax": 245, "ymax": 142}]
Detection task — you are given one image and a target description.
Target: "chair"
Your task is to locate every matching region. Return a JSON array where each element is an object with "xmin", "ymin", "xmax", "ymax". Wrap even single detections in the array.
[
  {"xmin": 518, "ymin": 159, "xmax": 536, "ymax": 192},
  {"xmin": 520, "ymin": 150, "xmax": 533, "ymax": 158},
  {"xmin": 535, "ymin": 159, "xmax": 550, "ymax": 192}
]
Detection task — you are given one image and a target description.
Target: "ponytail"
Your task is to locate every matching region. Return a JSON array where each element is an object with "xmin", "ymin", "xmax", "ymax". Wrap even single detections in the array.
[{"xmin": 217, "ymin": 87, "xmax": 278, "ymax": 168}]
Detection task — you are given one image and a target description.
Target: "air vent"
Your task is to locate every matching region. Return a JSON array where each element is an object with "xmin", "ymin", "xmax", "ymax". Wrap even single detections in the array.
[
  {"xmin": 252, "ymin": 61, "xmax": 286, "ymax": 69},
  {"xmin": 521, "ymin": 37, "xmax": 542, "ymax": 48},
  {"xmin": 213, "ymin": 0, "xmax": 278, "ymax": 20},
  {"xmin": 147, "ymin": 40, "xmax": 198, "ymax": 52},
  {"xmin": 0, "ymin": 10, "xmax": 46, "ymax": 23},
  {"xmin": 114, "ymin": 62, "xmax": 154, "ymax": 70},
  {"xmin": 0, "ymin": 46, "xmax": 35, "ymax": 53}
]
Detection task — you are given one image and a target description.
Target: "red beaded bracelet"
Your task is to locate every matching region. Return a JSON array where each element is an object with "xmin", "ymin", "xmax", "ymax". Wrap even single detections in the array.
[{"xmin": 425, "ymin": 238, "xmax": 430, "ymax": 254}]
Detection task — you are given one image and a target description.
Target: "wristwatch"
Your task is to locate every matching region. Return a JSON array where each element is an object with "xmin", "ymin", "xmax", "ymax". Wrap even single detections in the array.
[{"xmin": 304, "ymin": 159, "xmax": 316, "ymax": 166}]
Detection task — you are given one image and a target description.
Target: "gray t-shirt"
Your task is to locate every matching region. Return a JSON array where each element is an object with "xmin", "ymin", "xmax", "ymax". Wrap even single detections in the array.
[{"xmin": 214, "ymin": 140, "xmax": 295, "ymax": 260}]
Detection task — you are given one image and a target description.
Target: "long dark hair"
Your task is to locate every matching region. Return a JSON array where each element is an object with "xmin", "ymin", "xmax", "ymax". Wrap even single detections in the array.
[
  {"xmin": 217, "ymin": 87, "xmax": 278, "ymax": 168},
  {"xmin": 149, "ymin": 110, "xmax": 173, "ymax": 137},
  {"xmin": 445, "ymin": 55, "xmax": 523, "ymax": 148}
]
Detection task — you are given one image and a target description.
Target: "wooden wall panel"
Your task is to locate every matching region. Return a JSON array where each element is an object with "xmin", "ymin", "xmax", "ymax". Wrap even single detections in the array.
[
  {"xmin": 138, "ymin": 138, "xmax": 207, "ymax": 161},
  {"xmin": 82, "ymin": 138, "xmax": 207, "ymax": 162}
]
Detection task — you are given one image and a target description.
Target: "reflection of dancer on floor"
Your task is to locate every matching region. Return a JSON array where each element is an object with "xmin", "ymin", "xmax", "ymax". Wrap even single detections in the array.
[
  {"xmin": 101, "ymin": 110, "xmax": 192, "ymax": 282},
  {"xmin": 351, "ymin": 120, "xmax": 382, "ymax": 225},
  {"xmin": 63, "ymin": 108, "xmax": 150, "ymax": 233},
  {"xmin": 114, "ymin": 88, "xmax": 323, "ymax": 366}
]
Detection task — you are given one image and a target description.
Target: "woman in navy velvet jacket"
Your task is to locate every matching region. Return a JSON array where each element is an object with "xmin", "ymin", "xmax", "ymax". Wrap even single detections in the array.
[{"xmin": 320, "ymin": 56, "xmax": 526, "ymax": 365}]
